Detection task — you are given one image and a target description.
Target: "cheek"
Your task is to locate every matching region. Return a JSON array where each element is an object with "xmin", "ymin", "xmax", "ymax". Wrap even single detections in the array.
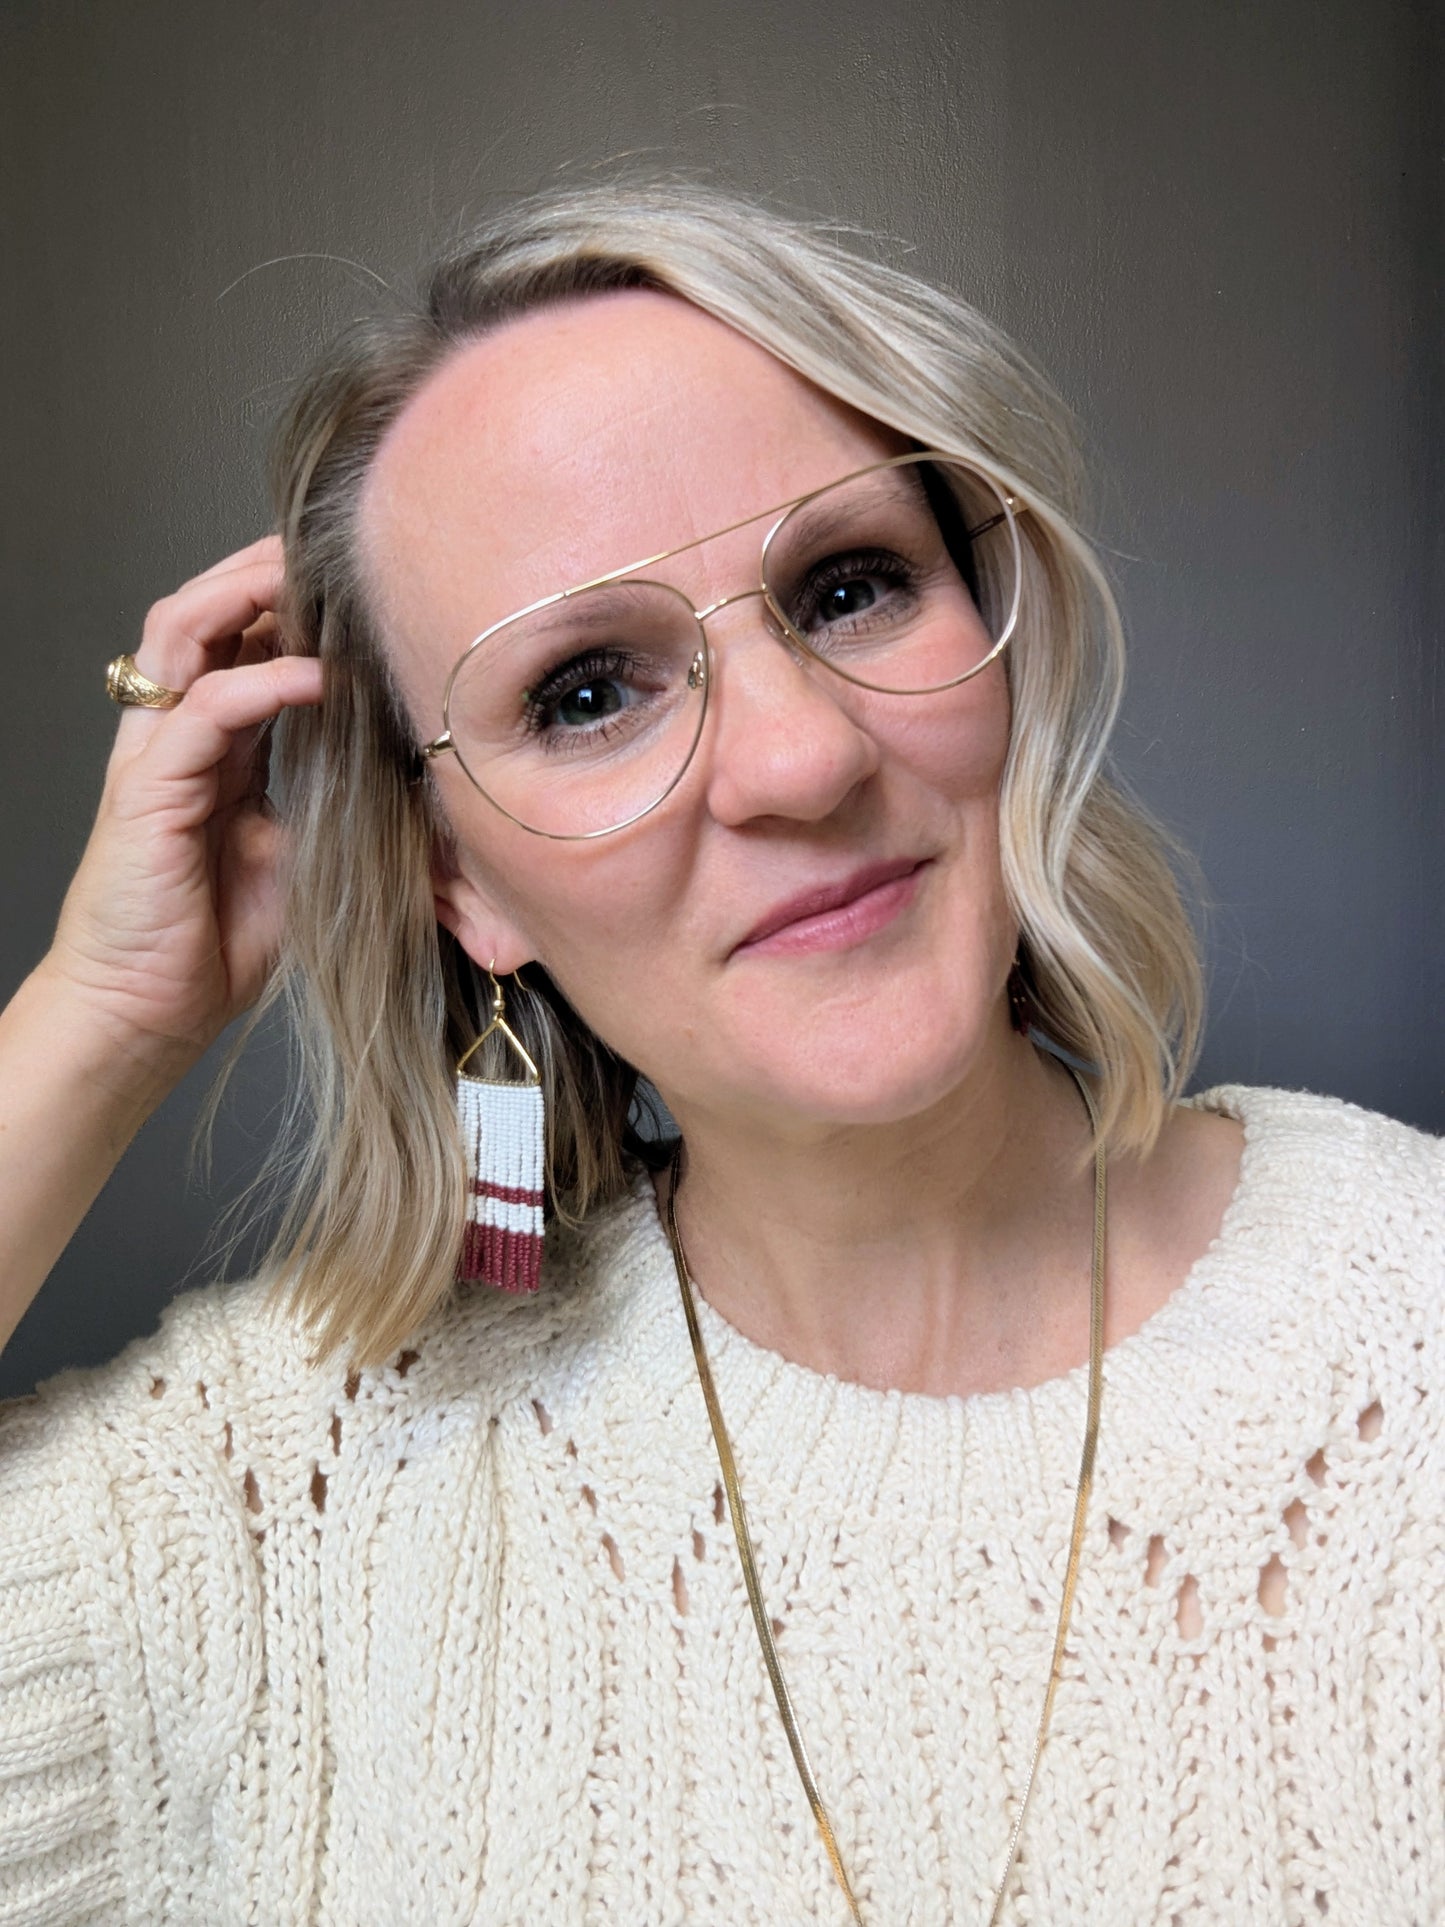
[
  {"xmin": 868, "ymin": 660, "xmax": 1012, "ymax": 804},
  {"xmin": 447, "ymin": 662, "xmax": 1014, "ymax": 1103},
  {"xmin": 465, "ymin": 806, "xmax": 698, "ymax": 1033}
]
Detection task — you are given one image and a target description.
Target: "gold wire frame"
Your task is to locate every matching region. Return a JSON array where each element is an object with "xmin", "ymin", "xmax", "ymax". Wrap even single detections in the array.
[
  {"xmin": 456, "ymin": 967, "xmax": 541, "ymax": 1084},
  {"xmin": 418, "ymin": 448, "xmax": 1026, "ymax": 841}
]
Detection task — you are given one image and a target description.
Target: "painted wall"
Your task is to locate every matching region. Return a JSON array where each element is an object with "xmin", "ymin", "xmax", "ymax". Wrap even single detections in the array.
[{"xmin": 2, "ymin": 0, "xmax": 1439, "ymax": 1395}]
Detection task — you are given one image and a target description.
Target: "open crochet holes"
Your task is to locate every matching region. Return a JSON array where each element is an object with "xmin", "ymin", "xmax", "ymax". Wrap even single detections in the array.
[
  {"xmin": 673, "ymin": 1527, "xmax": 710, "ymax": 1618},
  {"xmin": 1258, "ymin": 1498, "xmax": 1310, "ymax": 1619},
  {"xmin": 1137, "ymin": 1533, "xmax": 1202, "ymax": 1639},
  {"xmin": 1258, "ymin": 1397, "xmax": 1384, "ymax": 1621},
  {"xmin": 1174, "ymin": 1574, "xmax": 1203, "ymax": 1639},
  {"xmin": 307, "ymin": 1393, "xmax": 349, "ymax": 1516},
  {"xmin": 530, "ymin": 1396, "xmax": 636, "ymax": 1590},
  {"xmin": 1117, "ymin": 1395, "xmax": 1390, "ymax": 1643}
]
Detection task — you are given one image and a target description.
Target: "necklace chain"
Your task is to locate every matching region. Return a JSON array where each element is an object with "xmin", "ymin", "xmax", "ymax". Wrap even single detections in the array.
[{"xmin": 662, "ymin": 1064, "xmax": 1107, "ymax": 1924}]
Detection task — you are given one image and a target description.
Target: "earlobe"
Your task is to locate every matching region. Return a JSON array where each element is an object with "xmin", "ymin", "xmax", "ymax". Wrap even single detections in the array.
[{"xmin": 430, "ymin": 868, "xmax": 533, "ymax": 978}]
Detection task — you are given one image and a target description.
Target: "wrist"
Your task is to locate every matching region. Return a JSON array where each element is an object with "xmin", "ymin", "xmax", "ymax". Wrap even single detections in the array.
[{"xmin": 19, "ymin": 959, "xmax": 204, "ymax": 1126}]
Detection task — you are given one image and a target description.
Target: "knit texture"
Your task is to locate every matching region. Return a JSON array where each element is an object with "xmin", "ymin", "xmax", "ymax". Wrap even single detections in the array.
[{"xmin": 0, "ymin": 1085, "xmax": 1441, "ymax": 1925}]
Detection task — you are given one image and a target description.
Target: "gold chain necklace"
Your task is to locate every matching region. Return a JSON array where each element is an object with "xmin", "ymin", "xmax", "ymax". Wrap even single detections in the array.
[{"xmin": 662, "ymin": 1064, "xmax": 1106, "ymax": 1925}]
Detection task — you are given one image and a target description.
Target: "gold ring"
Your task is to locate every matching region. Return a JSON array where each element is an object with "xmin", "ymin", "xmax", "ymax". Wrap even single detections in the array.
[{"xmin": 105, "ymin": 652, "xmax": 184, "ymax": 709}]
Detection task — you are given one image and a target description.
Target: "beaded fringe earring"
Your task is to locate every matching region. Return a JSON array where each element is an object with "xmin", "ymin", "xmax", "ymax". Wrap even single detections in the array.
[{"xmin": 454, "ymin": 967, "xmax": 546, "ymax": 1293}]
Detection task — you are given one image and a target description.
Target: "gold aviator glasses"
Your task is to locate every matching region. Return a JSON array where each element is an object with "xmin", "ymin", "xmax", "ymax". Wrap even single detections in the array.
[{"xmin": 417, "ymin": 449, "xmax": 1024, "ymax": 839}]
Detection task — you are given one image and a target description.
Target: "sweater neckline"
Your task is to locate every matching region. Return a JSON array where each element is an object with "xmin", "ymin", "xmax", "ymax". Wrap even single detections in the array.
[{"xmin": 591, "ymin": 1085, "xmax": 1301, "ymax": 1486}]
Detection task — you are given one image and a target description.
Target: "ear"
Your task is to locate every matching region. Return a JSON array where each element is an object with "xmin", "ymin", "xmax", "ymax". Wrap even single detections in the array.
[{"xmin": 429, "ymin": 828, "xmax": 533, "ymax": 978}]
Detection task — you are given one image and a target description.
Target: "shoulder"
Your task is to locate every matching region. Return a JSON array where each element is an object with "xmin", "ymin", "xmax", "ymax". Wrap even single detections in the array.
[
  {"xmin": 4, "ymin": 1272, "xmax": 350, "ymax": 1498},
  {"xmin": 1187, "ymin": 1081, "xmax": 1442, "ymax": 1232},
  {"xmin": 3, "ymin": 1174, "xmax": 658, "ymax": 1482},
  {"xmin": 0, "ymin": 1274, "xmax": 339, "ymax": 1705},
  {"xmin": 1193, "ymin": 1080, "xmax": 1442, "ymax": 1160},
  {"xmin": 0, "ymin": 1190, "xmax": 655, "ymax": 1893},
  {"xmin": 1182, "ymin": 1082, "xmax": 1443, "ymax": 1381},
  {"xmin": 371, "ymin": 1174, "xmax": 666, "ymax": 1420}
]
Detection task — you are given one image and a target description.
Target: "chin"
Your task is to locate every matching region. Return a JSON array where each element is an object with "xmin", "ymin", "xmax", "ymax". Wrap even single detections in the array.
[{"xmin": 733, "ymin": 1015, "xmax": 996, "ymax": 1134}]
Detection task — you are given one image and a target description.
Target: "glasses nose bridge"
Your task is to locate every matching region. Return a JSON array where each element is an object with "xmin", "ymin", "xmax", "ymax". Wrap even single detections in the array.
[
  {"xmin": 692, "ymin": 583, "xmax": 772, "ymax": 626},
  {"xmin": 691, "ymin": 585, "xmax": 803, "ymax": 682},
  {"xmin": 691, "ymin": 583, "xmax": 858, "ymax": 736}
]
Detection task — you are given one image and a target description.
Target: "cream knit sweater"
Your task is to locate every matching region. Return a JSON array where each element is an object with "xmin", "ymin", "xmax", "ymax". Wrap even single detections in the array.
[{"xmin": 1, "ymin": 1084, "xmax": 1441, "ymax": 1926}]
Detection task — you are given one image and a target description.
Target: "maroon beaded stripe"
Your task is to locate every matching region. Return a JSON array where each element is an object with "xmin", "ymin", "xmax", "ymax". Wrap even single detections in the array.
[
  {"xmin": 460, "ymin": 1220, "xmax": 542, "ymax": 1293},
  {"xmin": 471, "ymin": 1177, "xmax": 545, "ymax": 1207}
]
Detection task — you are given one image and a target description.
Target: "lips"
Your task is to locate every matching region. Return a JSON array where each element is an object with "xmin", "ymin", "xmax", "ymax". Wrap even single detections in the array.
[{"xmin": 732, "ymin": 856, "xmax": 928, "ymax": 956}]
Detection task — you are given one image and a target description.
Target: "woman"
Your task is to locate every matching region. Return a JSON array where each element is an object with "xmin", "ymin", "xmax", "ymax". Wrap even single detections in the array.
[{"xmin": 0, "ymin": 181, "xmax": 1439, "ymax": 1925}]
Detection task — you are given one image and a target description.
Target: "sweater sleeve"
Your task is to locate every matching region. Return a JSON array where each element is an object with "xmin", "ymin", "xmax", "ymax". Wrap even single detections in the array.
[
  {"xmin": 0, "ymin": 1285, "xmax": 274, "ymax": 1927},
  {"xmin": 0, "ymin": 1382, "xmax": 128, "ymax": 1926}
]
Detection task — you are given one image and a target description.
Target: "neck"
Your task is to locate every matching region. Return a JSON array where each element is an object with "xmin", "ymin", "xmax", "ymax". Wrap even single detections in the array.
[{"xmin": 657, "ymin": 1030, "xmax": 1100, "ymax": 1399}]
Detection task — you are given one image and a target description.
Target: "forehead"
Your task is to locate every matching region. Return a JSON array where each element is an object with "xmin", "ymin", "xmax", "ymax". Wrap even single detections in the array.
[{"xmin": 357, "ymin": 289, "xmax": 901, "ymax": 667}]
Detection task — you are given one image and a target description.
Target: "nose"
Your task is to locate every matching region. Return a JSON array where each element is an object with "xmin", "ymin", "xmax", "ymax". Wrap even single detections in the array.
[{"xmin": 695, "ymin": 590, "xmax": 882, "ymax": 828}]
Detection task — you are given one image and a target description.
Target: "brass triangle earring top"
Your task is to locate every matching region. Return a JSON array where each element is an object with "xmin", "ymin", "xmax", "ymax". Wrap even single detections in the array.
[{"xmin": 454, "ymin": 965, "xmax": 546, "ymax": 1293}]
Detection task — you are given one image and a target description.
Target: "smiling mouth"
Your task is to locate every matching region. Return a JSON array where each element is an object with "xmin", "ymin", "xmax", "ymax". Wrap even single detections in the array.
[{"xmin": 731, "ymin": 857, "xmax": 931, "ymax": 959}]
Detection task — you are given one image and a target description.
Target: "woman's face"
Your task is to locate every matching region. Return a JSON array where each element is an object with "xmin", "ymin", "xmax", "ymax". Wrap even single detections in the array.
[{"xmin": 359, "ymin": 288, "xmax": 1017, "ymax": 1140}]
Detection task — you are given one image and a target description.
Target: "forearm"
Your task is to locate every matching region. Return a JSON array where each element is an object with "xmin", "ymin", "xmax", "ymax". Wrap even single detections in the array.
[{"xmin": 0, "ymin": 963, "xmax": 193, "ymax": 1358}]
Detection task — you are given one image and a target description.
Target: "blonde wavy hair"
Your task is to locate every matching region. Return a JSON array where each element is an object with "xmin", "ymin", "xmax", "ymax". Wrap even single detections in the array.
[{"xmin": 204, "ymin": 178, "xmax": 1203, "ymax": 1369}]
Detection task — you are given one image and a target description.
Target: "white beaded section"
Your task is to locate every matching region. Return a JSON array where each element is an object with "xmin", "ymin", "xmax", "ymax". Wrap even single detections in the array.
[{"xmin": 457, "ymin": 1075, "xmax": 544, "ymax": 1228}]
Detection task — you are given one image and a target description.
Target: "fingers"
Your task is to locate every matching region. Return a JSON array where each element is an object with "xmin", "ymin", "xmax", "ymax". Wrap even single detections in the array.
[
  {"xmin": 212, "ymin": 700, "xmax": 281, "ymax": 818},
  {"xmin": 122, "ymin": 548, "xmax": 288, "ymax": 719},
  {"xmin": 193, "ymin": 533, "xmax": 283, "ymax": 582},
  {"xmin": 115, "ymin": 656, "xmax": 325, "ymax": 820},
  {"xmin": 106, "ymin": 541, "xmax": 322, "ymax": 821},
  {"xmin": 233, "ymin": 611, "xmax": 283, "ymax": 682}
]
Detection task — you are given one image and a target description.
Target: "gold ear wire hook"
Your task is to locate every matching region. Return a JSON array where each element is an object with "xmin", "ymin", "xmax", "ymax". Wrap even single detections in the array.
[{"xmin": 456, "ymin": 961, "xmax": 542, "ymax": 1083}]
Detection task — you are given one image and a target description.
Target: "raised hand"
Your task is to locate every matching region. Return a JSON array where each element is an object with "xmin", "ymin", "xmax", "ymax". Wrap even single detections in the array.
[{"xmin": 44, "ymin": 535, "xmax": 324, "ymax": 1079}]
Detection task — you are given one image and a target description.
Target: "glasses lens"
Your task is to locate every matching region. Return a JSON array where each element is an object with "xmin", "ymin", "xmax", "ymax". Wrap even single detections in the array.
[
  {"xmin": 445, "ymin": 580, "xmax": 707, "ymax": 837},
  {"xmin": 760, "ymin": 455, "xmax": 1019, "ymax": 694}
]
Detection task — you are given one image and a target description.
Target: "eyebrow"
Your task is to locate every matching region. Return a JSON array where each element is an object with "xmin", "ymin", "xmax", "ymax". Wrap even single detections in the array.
[
  {"xmin": 767, "ymin": 468, "xmax": 923, "ymax": 548},
  {"xmin": 551, "ymin": 475, "xmax": 855, "ymax": 600},
  {"xmin": 518, "ymin": 580, "xmax": 671, "ymax": 632},
  {"xmin": 561, "ymin": 465, "xmax": 925, "ymax": 608}
]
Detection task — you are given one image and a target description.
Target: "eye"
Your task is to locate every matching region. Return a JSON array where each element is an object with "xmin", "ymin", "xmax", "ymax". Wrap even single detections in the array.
[
  {"xmin": 526, "ymin": 649, "xmax": 641, "ymax": 735},
  {"xmin": 555, "ymin": 676, "xmax": 625, "ymax": 727},
  {"xmin": 789, "ymin": 549, "xmax": 918, "ymax": 635},
  {"xmin": 820, "ymin": 577, "xmax": 880, "ymax": 620}
]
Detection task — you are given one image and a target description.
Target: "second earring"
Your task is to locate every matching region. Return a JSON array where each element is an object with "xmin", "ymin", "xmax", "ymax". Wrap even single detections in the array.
[{"xmin": 455, "ymin": 969, "xmax": 545, "ymax": 1293}]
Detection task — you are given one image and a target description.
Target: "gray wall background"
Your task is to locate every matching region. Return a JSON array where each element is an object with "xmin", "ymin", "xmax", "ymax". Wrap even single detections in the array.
[{"xmin": 2, "ymin": 0, "xmax": 1440, "ymax": 1399}]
